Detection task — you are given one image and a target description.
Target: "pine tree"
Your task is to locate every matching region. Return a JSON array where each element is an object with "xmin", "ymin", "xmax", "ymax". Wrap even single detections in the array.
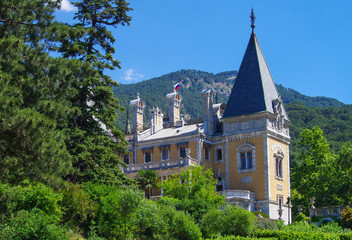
[{"xmin": 0, "ymin": 0, "xmax": 132, "ymax": 185}]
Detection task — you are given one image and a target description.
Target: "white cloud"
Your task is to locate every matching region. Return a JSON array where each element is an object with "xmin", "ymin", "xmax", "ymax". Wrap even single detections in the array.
[
  {"xmin": 59, "ymin": 0, "xmax": 76, "ymax": 12},
  {"xmin": 121, "ymin": 69, "xmax": 144, "ymax": 82}
]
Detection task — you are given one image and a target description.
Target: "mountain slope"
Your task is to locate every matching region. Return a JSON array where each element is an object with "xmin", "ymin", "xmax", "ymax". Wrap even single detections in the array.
[{"xmin": 113, "ymin": 69, "xmax": 344, "ymax": 127}]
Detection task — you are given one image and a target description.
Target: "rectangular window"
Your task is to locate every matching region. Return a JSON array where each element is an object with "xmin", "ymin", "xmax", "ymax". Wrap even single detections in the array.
[
  {"xmin": 278, "ymin": 196, "xmax": 283, "ymax": 210},
  {"xmin": 216, "ymin": 149, "xmax": 222, "ymax": 161},
  {"xmin": 276, "ymin": 157, "xmax": 283, "ymax": 178},
  {"xmin": 180, "ymin": 147, "xmax": 186, "ymax": 158},
  {"xmin": 204, "ymin": 146, "xmax": 209, "ymax": 161},
  {"xmin": 241, "ymin": 151, "xmax": 253, "ymax": 170},
  {"xmin": 162, "ymin": 149, "xmax": 169, "ymax": 160},
  {"xmin": 145, "ymin": 152, "xmax": 152, "ymax": 163},
  {"xmin": 123, "ymin": 155, "xmax": 130, "ymax": 164},
  {"xmin": 216, "ymin": 185, "xmax": 223, "ymax": 192}
]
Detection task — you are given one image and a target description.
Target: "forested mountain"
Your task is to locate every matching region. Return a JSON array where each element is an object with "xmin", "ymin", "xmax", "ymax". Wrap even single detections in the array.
[
  {"xmin": 113, "ymin": 69, "xmax": 351, "ymax": 167},
  {"xmin": 114, "ymin": 70, "xmax": 344, "ymax": 129}
]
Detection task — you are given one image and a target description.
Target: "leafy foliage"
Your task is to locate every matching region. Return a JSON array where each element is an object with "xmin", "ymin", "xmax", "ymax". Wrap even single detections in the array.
[
  {"xmin": 342, "ymin": 206, "xmax": 352, "ymax": 229},
  {"xmin": 135, "ymin": 169, "xmax": 159, "ymax": 199},
  {"xmin": 162, "ymin": 165, "xmax": 225, "ymax": 222},
  {"xmin": 202, "ymin": 205, "xmax": 256, "ymax": 238},
  {"xmin": 291, "ymin": 127, "xmax": 352, "ymax": 212},
  {"xmin": 0, "ymin": 209, "xmax": 69, "ymax": 240}
]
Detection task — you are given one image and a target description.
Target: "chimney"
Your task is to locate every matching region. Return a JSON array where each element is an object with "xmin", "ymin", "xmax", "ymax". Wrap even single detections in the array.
[
  {"xmin": 201, "ymin": 88, "xmax": 214, "ymax": 135},
  {"xmin": 166, "ymin": 91, "xmax": 182, "ymax": 127},
  {"xmin": 150, "ymin": 106, "xmax": 164, "ymax": 134},
  {"xmin": 129, "ymin": 93, "xmax": 145, "ymax": 133}
]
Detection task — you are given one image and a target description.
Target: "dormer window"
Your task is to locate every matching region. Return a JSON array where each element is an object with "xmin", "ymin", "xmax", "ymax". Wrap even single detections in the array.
[{"xmin": 237, "ymin": 142, "xmax": 256, "ymax": 173}]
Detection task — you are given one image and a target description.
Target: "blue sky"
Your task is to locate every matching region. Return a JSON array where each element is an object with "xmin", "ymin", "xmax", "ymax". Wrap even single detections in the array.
[{"xmin": 56, "ymin": 0, "xmax": 352, "ymax": 104}]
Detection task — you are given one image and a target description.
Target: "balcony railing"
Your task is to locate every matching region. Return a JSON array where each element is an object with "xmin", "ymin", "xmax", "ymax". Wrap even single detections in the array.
[
  {"xmin": 123, "ymin": 156, "xmax": 198, "ymax": 173},
  {"xmin": 220, "ymin": 190, "xmax": 256, "ymax": 200},
  {"xmin": 309, "ymin": 205, "xmax": 346, "ymax": 218}
]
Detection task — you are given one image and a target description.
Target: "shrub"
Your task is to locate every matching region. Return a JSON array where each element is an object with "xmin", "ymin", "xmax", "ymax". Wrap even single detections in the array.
[
  {"xmin": 0, "ymin": 181, "xmax": 62, "ymax": 220},
  {"xmin": 253, "ymin": 229, "xmax": 339, "ymax": 240},
  {"xmin": 253, "ymin": 210, "xmax": 269, "ymax": 218},
  {"xmin": 254, "ymin": 218, "xmax": 282, "ymax": 231},
  {"xmin": 61, "ymin": 182, "xmax": 96, "ymax": 235},
  {"xmin": 160, "ymin": 205, "xmax": 202, "ymax": 240},
  {"xmin": 0, "ymin": 208, "xmax": 69, "ymax": 240},
  {"xmin": 294, "ymin": 213, "xmax": 311, "ymax": 224},
  {"xmin": 202, "ymin": 205, "xmax": 256, "ymax": 238},
  {"xmin": 342, "ymin": 206, "xmax": 352, "ymax": 229}
]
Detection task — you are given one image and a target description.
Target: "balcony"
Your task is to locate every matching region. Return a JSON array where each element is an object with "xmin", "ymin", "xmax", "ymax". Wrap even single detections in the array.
[
  {"xmin": 123, "ymin": 156, "xmax": 198, "ymax": 173},
  {"xmin": 220, "ymin": 190, "xmax": 256, "ymax": 201}
]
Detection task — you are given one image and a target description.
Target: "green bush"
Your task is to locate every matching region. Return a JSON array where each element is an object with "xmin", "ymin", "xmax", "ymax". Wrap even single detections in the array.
[
  {"xmin": 254, "ymin": 218, "xmax": 283, "ymax": 231},
  {"xmin": 0, "ymin": 181, "xmax": 62, "ymax": 220},
  {"xmin": 205, "ymin": 235, "xmax": 277, "ymax": 240},
  {"xmin": 0, "ymin": 208, "xmax": 69, "ymax": 240},
  {"xmin": 294, "ymin": 213, "xmax": 311, "ymax": 224},
  {"xmin": 253, "ymin": 229, "xmax": 339, "ymax": 240},
  {"xmin": 202, "ymin": 205, "xmax": 256, "ymax": 238},
  {"xmin": 342, "ymin": 206, "xmax": 352, "ymax": 229},
  {"xmin": 253, "ymin": 210, "xmax": 269, "ymax": 218},
  {"xmin": 61, "ymin": 182, "xmax": 96, "ymax": 234},
  {"xmin": 160, "ymin": 205, "xmax": 202, "ymax": 240}
]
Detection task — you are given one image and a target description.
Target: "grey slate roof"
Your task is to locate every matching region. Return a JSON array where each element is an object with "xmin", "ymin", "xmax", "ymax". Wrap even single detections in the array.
[{"xmin": 222, "ymin": 33, "xmax": 288, "ymax": 120}]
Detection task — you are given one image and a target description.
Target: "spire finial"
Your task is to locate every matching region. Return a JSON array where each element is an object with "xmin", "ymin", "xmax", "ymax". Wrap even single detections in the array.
[{"xmin": 250, "ymin": 8, "xmax": 256, "ymax": 34}]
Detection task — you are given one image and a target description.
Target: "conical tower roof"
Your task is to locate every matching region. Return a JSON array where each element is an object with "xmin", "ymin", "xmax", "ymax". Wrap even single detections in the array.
[{"xmin": 222, "ymin": 28, "xmax": 288, "ymax": 120}]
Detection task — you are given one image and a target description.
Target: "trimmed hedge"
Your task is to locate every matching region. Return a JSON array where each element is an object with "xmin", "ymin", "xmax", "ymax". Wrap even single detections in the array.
[
  {"xmin": 253, "ymin": 229, "xmax": 352, "ymax": 240},
  {"xmin": 205, "ymin": 236, "xmax": 277, "ymax": 240}
]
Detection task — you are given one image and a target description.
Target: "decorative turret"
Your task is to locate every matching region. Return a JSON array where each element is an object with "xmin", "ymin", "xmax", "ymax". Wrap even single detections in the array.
[
  {"xmin": 222, "ymin": 9, "xmax": 289, "ymax": 125},
  {"xmin": 201, "ymin": 88, "xmax": 214, "ymax": 135},
  {"xmin": 129, "ymin": 93, "xmax": 145, "ymax": 133},
  {"xmin": 166, "ymin": 91, "xmax": 182, "ymax": 127},
  {"xmin": 150, "ymin": 106, "xmax": 164, "ymax": 134}
]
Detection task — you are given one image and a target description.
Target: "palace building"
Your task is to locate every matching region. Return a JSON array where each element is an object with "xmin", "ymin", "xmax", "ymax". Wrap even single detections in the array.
[{"xmin": 123, "ymin": 10, "xmax": 291, "ymax": 224}]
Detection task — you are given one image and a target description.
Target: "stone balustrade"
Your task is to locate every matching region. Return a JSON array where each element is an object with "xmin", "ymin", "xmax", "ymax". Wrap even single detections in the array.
[
  {"xmin": 123, "ymin": 156, "xmax": 198, "ymax": 173},
  {"xmin": 221, "ymin": 190, "xmax": 256, "ymax": 200},
  {"xmin": 309, "ymin": 205, "xmax": 346, "ymax": 218}
]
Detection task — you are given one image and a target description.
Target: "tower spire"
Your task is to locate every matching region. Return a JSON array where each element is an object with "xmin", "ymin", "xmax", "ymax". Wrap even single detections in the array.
[{"xmin": 250, "ymin": 8, "xmax": 256, "ymax": 34}]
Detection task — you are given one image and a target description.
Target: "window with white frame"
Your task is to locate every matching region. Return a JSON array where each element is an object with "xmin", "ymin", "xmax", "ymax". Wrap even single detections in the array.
[
  {"xmin": 236, "ymin": 142, "xmax": 256, "ymax": 173},
  {"xmin": 278, "ymin": 195, "xmax": 284, "ymax": 210},
  {"xmin": 161, "ymin": 148, "xmax": 169, "ymax": 160},
  {"xmin": 214, "ymin": 145, "xmax": 223, "ymax": 162},
  {"xmin": 123, "ymin": 155, "xmax": 130, "ymax": 165},
  {"xmin": 274, "ymin": 150, "xmax": 284, "ymax": 180}
]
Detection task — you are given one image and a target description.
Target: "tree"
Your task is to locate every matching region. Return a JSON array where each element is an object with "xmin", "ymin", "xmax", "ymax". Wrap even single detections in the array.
[
  {"xmin": 0, "ymin": 0, "xmax": 133, "ymax": 185},
  {"xmin": 98, "ymin": 186, "xmax": 144, "ymax": 239},
  {"xmin": 59, "ymin": 0, "xmax": 133, "ymax": 184},
  {"xmin": 0, "ymin": 0, "xmax": 74, "ymax": 186},
  {"xmin": 291, "ymin": 127, "xmax": 340, "ymax": 209},
  {"xmin": 161, "ymin": 165, "xmax": 225, "ymax": 222},
  {"xmin": 135, "ymin": 169, "xmax": 159, "ymax": 199}
]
